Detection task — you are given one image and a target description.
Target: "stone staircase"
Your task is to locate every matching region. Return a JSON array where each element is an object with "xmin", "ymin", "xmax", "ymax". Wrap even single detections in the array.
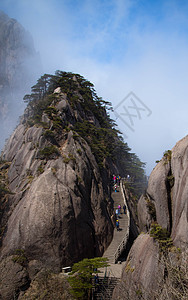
[
  {"xmin": 93, "ymin": 183, "xmax": 129, "ymax": 299},
  {"xmin": 93, "ymin": 277, "xmax": 120, "ymax": 300},
  {"xmin": 103, "ymin": 187, "xmax": 129, "ymax": 263}
]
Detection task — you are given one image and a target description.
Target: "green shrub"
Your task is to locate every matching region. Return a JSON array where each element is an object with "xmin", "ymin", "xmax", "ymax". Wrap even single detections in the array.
[
  {"xmin": 44, "ymin": 106, "xmax": 58, "ymax": 117},
  {"xmin": 41, "ymin": 122, "xmax": 50, "ymax": 129},
  {"xmin": 145, "ymin": 197, "xmax": 156, "ymax": 221},
  {"xmin": 37, "ymin": 164, "xmax": 45, "ymax": 175},
  {"xmin": 167, "ymin": 174, "xmax": 175, "ymax": 188},
  {"xmin": 38, "ymin": 145, "xmax": 60, "ymax": 159},
  {"xmin": 77, "ymin": 149, "xmax": 82, "ymax": 155},
  {"xmin": 44, "ymin": 129, "xmax": 55, "ymax": 139},
  {"xmin": 0, "ymin": 184, "xmax": 12, "ymax": 197},
  {"xmin": 12, "ymin": 249, "xmax": 27, "ymax": 266},
  {"xmin": 163, "ymin": 150, "xmax": 172, "ymax": 164},
  {"xmin": 63, "ymin": 153, "xmax": 76, "ymax": 164},
  {"xmin": 63, "ymin": 155, "xmax": 71, "ymax": 164},
  {"xmin": 150, "ymin": 223, "xmax": 170, "ymax": 240},
  {"xmin": 27, "ymin": 175, "xmax": 34, "ymax": 184},
  {"xmin": 68, "ymin": 153, "xmax": 76, "ymax": 162},
  {"xmin": 150, "ymin": 223, "xmax": 173, "ymax": 253},
  {"xmin": 68, "ymin": 257, "xmax": 108, "ymax": 299},
  {"xmin": 52, "ymin": 116, "xmax": 63, "ymax": 130},
  {"xmin": 26, "ymin": 169, "xmax": 32, "ymax": 176}
]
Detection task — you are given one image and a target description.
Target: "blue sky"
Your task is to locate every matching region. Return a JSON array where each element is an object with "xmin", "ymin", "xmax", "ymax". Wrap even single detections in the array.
[{"xmin": 1, "ymin": 0, "xmax": 188, "ymax": 174}]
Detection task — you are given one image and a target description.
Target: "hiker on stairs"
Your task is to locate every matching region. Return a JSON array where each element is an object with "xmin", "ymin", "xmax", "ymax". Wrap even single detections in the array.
[{"xmin": 116, "ymin": 219, "xmax": 120, "ymax": 231}]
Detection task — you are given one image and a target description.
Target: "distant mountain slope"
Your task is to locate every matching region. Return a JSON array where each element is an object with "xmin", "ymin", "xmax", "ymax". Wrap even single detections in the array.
[{"xmin": 0, "ymin": 11, "xmax": 42, "ymax": 148}]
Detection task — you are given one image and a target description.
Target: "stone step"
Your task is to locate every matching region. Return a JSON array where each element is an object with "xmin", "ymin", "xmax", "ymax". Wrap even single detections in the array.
[
  {"xmin": 96, "ymin": 184, "xmax": 129, "ymax": 298},
  {"xmin": 93, "ymin": 277, "xmax": 120, "ymax": 300},
  {"xmin": 102, "ymin": 186, "xmax": 129, "ymax": 265}
]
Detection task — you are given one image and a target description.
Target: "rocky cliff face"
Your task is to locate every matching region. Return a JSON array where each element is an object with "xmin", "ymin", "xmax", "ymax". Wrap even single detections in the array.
[
  {"xmin": 113, "ymin": 135, "xmax": 188, "ymax": 299},
  {"xmin": 0, "ymin": 72, "xmax": 121, "ymax": 299},
  {"xmin": 138, "ymin": 136, "xmax": 188, "ymax": 249},
  {"xmin": 0, "ymin": 124, "xmax": 113, "ymax": 267},
  {"xmin": 0, "ymin": 11, "xmax": 41, "ymax": 148}
]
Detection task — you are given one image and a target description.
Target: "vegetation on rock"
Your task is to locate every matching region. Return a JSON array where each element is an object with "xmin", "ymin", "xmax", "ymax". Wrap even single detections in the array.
[
  {"xmin": 145, "ymin": 195, "xmax": 156, "ymax": 221},
  {"xmin": 12, "ymin": 249, "xmax": 28, "ymax": 267},
  {"xmin": 68, "ymin": 257, "xmax": 109, "ymax": 299},
  {"xmin": 163, "ymin": 149, "xmax": 172, "ymax": 164},
  {"xmin": 150, "ymin": 223, "xmax": 173, "ymax": 253},
  {"xmin": 0, "ymin": 160, "xmax": 12, "ymax": 241},
  {"xmin": 38, "ymin": 145, "xmax": 60, "ymax": 159},
  {"xmin": 19, "ymin": 269, "xmax": 73, "ymax": 300},
  {"xmin": 23, "ymin": 70, "xmax": 146, "ymax": 197}
]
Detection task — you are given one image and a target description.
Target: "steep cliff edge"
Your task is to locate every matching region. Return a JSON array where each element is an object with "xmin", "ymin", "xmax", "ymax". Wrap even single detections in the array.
[{"xmin": 113, "ymin": 135, "xmax": 188, "ymax": 299}]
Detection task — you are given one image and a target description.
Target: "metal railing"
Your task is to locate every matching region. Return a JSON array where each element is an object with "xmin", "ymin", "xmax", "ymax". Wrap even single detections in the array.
[{"xmin": 114, "ymin": 181, "xmax": 130, "ymax": 263}]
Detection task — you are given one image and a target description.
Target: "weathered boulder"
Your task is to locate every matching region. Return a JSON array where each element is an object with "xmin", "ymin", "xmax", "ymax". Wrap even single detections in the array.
[
  {"xmin": 147, "ymin": 159, "xmax": 171, "ymax": 230},
  {"xmin": 138, "ymin": 135, "xmax": 188, "ymax": 242},
  {"xmin": 0, "ymin": 256, "xmax": 30, "ymax": 300}
]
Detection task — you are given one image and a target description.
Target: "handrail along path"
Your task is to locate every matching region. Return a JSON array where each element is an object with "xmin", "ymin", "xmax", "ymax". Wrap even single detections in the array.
[{"xmin": 103, "ymin": 180, "xmax": 130, "ymax": 264}]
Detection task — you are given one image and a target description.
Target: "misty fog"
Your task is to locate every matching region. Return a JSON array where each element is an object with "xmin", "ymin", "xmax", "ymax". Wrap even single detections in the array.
[{"xmin": 0, "ymin": 10, "xmax": 42, "ymax": 149}]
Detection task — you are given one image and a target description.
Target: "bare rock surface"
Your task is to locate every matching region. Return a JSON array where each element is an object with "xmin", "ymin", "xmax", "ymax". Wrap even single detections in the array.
[
  {"xmin": 0, "ymin": 128, "xmax": 113, "ymax": 270},
  {"xmin": 114, "ymin": 135, "xmax": 188, "ymax": 299},
  {"xmin": 146, "ymin": 159, "xmax": 171, "ymax": 230},
  {"xmin": 0, "ymin": 88, "xmax": 115, "ymax": 274},
  {"xmin": 171, "ymin": 135, "xmax": 188, "ymax": 249},
  {"xmin": 138, "ymin": 135, "xmax": 188, "ymax": 249},
  {"xmin": 113, "ymin": 234, "xmax": 161, "ymax": 299},
  {"xmin": 0, "ymin": 256, "xmax": 29, "ymax": 300}
]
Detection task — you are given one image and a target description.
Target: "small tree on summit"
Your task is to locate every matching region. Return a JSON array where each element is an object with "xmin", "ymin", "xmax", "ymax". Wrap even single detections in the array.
[{"xmin": 68, "ymin": 257, "xmax": 109, "ymax": 299}]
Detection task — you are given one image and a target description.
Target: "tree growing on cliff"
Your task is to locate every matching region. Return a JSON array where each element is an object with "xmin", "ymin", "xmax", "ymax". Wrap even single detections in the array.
[
  {"xmin": 23, "ymin": 70, "xmax": 146, "ymax": 189},
  {"xmin": 68, "ymin": 257, "xmax": 108, "ymax": 299}
]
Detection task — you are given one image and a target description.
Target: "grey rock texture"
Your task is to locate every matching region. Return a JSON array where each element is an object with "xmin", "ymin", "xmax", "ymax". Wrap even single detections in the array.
[
  {"xmin": 0, "ymin": 256, "xmax": 29, "ymax": 300},
  {"xmin": 0, "ymin": 90, "xmax": 114, "ymax": 273},
  {"xmin": 140, "ymin": 135, "xmax": 188, "ymax": 250},
  {"xmin": 113, "ymin": 135, "xmax": 188, "ymax": 299},
  {"xmin": 171, "ymin": 135, "xmax": 188, "ymax": 249},
  {"xmin": 113, "ymin": 234, "xmax": 162, "ymax": 299},
  {"xmin": 147, "ymin": 160, "xmax": 171, "ymax": 230}
]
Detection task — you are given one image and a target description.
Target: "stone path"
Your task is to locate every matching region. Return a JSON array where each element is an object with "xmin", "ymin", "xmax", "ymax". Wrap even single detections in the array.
[
  {"xmin": 99, "ymin": 185, "xmax": 129, "ymax": 279},
  {"xmin": 103, "ymin": 186, "xmax": 129, "ymax": 264}
]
